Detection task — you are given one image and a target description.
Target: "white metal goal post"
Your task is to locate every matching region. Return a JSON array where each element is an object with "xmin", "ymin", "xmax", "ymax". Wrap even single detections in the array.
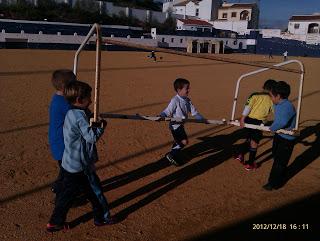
[{"xmin": 73, "ymin": 24, "xmax": 304, "ymax": 136}]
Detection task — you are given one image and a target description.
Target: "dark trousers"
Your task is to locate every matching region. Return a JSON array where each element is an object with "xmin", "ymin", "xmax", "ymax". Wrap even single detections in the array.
[
  {"xmin": 268, "ymin": 134, "xmax": 295, "ymax": 187},
  {"xmin": 49, "ymin": 168, "xmax": 110, "ymax": 225},
  {"xmin": 170, "ymin": 125, "xmax": 188, "ymax": 155},
  {"xmin": 237, "ymin": 117, "xmax": 262, "ymax": 164},
  {"xmin": 52, "ymin": 160, "xmax": 63, "ymax": 192}
]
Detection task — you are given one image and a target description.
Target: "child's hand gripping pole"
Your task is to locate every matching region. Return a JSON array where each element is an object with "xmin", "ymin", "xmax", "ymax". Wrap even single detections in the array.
[{"xmin": 90, "ymin": 118, "xmax": 107, "ymax": 129}]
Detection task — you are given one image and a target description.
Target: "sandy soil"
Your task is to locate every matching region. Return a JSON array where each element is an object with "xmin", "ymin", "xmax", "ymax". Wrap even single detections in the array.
[{"xmin": 0, "ymin": 49, "xmax": 319, "ymax": 241}]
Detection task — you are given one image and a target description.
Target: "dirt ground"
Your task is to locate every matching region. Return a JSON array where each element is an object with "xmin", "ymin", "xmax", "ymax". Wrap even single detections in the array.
[{"xmin": 0, "ymin": 49, "xmax": 319, "ymax": 241}]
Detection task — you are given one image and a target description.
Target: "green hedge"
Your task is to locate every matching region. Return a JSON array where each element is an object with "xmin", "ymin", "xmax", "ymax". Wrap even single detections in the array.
[{"xmin": 0, "ymin": 0, "xmax": 175, "ymax": 31}]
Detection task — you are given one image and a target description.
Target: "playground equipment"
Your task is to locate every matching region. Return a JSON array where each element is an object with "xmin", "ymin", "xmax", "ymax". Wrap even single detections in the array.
[{"xmin": 73, "ymin": 24, "xmax": 304, "ymax": 136}]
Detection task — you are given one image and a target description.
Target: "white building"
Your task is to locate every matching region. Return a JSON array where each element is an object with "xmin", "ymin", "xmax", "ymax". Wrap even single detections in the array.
[
  {"xmin": 163, "ymin": 0, "xmax": 222, "ymax": 21},
  {"xmin": 287, "ymin": 14, "xmax": 320, "ymax": 44},
  {"xmin": 176, "ymin": 18, "xmax": 213, "ymax": 31},
  {"xmin": 163, "ymin": 1, "xmax": 259, "ymax": 35},
  {"xmin": 213, "ymin": 2, "xmax": 259, "ymax": 35}
]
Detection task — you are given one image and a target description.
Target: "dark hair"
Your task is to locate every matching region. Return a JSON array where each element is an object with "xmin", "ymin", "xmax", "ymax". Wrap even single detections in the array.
[
  {"xmin": 173, "ymin": 78, "xmax": 190, "ymax": 92},
  {"xmin": 263, "ymin": 79, "xmax": 277, "ymax": 91},
  {"xmin": 64, "ymin": 80, "xmax": 92, "ymax": 104},
  {"xmin": 271, "ymin": 81, "xmax": 291, "ymax": 99},
  {"xmin": 51, "ymin": 69, "xmax": 76, "ymax": 91}
]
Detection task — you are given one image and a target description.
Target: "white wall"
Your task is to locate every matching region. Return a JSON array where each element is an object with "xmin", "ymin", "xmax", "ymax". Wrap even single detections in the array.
[
  {"xmin": 218, "ymin": 8, "xmax": 252, "ymax": 21},
  {"xmin": 0, "ymin": 32, "xmax": 157, "ymax": 46},
  {"xmin": 213, "ymin": 20, "xmax": 248, "ymax": 34},
  {"xmin": 0, "ymin": 29, "xmax": 251, "ymax": 51},
  {"xmin": 0, "ymin": 32, "xmax": 90, "ymax": 44},
  {"xmin": 175, "ymin": 6, "xmax": 186, "ymax": 16},
  {"xmin": 280, "ymin": 32, "xmax": 307, "ymax": 42},
  {"xmin": 286, "ymin": 20, "xmax": 320, "ymax": 44},
  {"xmin": 288, "ymin": 21, "xmax": 320, "ymax": 35},
  {"xmin": 185, "ymin": 1, "xmax": 196, "ymax": 17},
  {"xmin": 172, "ymin": 0, "xmax": 221, "ymax": 21},
  {"xmin": 260, "ymin": 29, "xmax": 281, "ymax": 38},
  {"xmin": 198, "ymin": 0, "xmax": 213, "ymax": 21},
  {"xmin": 105, "ymin": 36, "xmax": 157, "ymax": 46},
  {"xmin": 157, "ymin": 34, "xmax": 248, "ymax": 49}
]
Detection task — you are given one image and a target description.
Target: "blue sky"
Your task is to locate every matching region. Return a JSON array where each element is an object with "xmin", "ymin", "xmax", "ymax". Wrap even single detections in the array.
[
  {"xmin": 229, "ymin": 0, "xmax": 320, "ymax": 29},
  {"xmin": 155, "ymin": 0, "xmax": 320, "ymax": 29}
]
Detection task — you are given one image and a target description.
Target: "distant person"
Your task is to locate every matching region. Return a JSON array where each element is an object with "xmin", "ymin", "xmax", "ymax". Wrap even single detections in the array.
[
  {"xmin": 49, "ymin": 69, "xmax": 76, "ymax": 194},
  {"xmin": 47, "ymin": 81, "xmax": 114, "ymax": 232},
  {"xmin": 268, "ymin": 48, "xmax": 273, "ymax": 59},
  {"xmin": 160, "ymin": 78, "xmax": 207, "ymax": 166},
  {"xmin": 235, "ymin": 79, "xmax": 277, "ymax": 170},
  {"xmin": 263, "ymin": 81, "xmax": 296, "ymax": 191},
  {"xmin": 148, "ymin": 51, "xmax": 157, "ymax": 62},
  {"xmin": 283, "ymin": 51, "xmax": 288, "ymax": 61}
]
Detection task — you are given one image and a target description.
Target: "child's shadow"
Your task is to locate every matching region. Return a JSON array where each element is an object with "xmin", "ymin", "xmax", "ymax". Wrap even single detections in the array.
[
  {"xmin": 68, "ymin": 128, "xmax": 247, "ymax": 227},
  {"xmin": 284, "ymin": 123, "xmax": 320, "ymax": 185},
  {"xmin": 176, "ymin": 128, "xmax": 248, "ymax": 165},
  {"xmin": 69, "ymin": 123, "xmax": 320, "ymax": 227},
  {"xmin": 112, "ymin": 129, "xmax": 247, "ymax": 220},
  {"xmin": 253, "ymin": 123, "xmax": 320, "ymax": 188},
  {"xmin": 99, "ymin": 128, "xmax": 247, "ymax": 194}
]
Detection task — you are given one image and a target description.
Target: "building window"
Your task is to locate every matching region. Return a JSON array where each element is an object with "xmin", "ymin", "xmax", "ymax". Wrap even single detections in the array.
[
  {"xmin": 222, "ymin": 13, "xmax": 227, "ymax": 18},
  {"xmin": 308, "ymin": 23, "xmax": 319, "ymax": 33},
  {"xmin": 162, "ymin": 38, "xmax": 165, "ymax": 42},
  {"xmin": 294, "ymin": 23, "xmax": 300, "ymax": 29},
  {"xmin": 231, "ymin": 12, "xmax": 237, "ymax": 17},
  {"xmin": 226, "ymin": 41, "xmax": 228, "ymax": 45},
  {"xmin": 180, "ymin": 39, "xmax": 183, "ymax": 43},
  {"xmin": 240, "ymin": 10, "xmax": 249, "ymax": 20},
  {"xmin": 196, "ymin": 8, "xmax": 199, "ymax": 16},
  {"xmin": 171, "ymin": 38, "xmax": 174, "ymax": 43}
]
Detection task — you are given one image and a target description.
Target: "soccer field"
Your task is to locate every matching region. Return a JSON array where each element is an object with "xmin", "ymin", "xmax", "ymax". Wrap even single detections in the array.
[{"xmin": 0, "ymin": 49, "xmax": 319, "ymax": 240}]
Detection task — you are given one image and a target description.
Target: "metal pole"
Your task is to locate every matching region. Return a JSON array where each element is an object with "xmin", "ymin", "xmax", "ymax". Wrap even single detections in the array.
[
  {"xmin": 94, "ymin": 25, "xmax": 102, "ymax": 122},
  {"xmin": 73, "ymin": 23, "xmax": 100, "ymax": 75},
  {"xmin": 73, "ymin": 23, "xmax": 102, "ymax": 122}
]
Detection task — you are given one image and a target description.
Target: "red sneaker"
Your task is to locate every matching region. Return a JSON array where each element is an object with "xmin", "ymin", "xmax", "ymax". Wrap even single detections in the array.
[
  {"xmin": 46, "ymin": 223, "xmax": 69, "ymax": 233},
  {"xmin": 245, "ymin": 163, "xmax": 258, "ymax": 171}
]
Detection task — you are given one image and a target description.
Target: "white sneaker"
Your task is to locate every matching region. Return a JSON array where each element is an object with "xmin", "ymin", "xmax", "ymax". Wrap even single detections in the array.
[{"xmin": 165, "ymin": 153, "xmax": 179, "ymax": 166}]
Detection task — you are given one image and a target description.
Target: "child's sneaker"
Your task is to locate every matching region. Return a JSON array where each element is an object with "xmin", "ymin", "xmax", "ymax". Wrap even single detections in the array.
[
  {"xmin": 244, "ymin": 162, "xmax": 258, "ymax": 171},
  {"xmin": 165, "ymin": 153, "xmax": 179, "ymax": 166},
  {"xmin": 235, "ymin": 154, "xmax": 244, "ymax": 164},
  {"xmin": 94, "ymin": 217, "xmax": 116, "ymax": 227},
  {"xmin": 46, "ymin": 223, "xmax": 69, "ymax": 233}
]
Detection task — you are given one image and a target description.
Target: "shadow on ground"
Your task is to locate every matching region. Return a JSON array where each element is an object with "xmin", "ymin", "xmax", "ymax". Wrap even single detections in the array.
[
  {"xmin": 69, "ymin": 123, "xmax": 320, "ymax": 229},
  {"xmin": 184, "ymin": 191, "xmax": 320, "ymax": 241}
]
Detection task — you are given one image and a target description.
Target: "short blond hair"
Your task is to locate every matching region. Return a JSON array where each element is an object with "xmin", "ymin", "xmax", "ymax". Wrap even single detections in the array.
[{"xmin": 64, "ymin": 80, "xmax": 92, "ymax": 104}]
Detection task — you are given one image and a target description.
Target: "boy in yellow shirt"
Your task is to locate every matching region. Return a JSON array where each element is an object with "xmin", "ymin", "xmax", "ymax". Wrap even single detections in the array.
[{"xmin": 236, "ymin": 79, "xmax": 277, "ymax": 170}]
